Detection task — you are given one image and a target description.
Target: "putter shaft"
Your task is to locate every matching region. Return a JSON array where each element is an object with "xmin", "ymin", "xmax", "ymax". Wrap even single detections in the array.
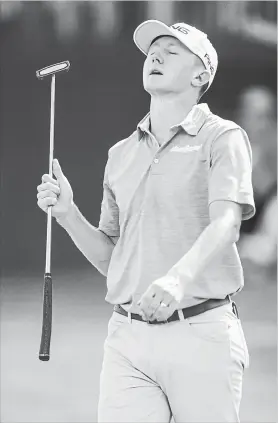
[{"xmin": 45, "ymin": 74, "xmax": 56, "ymax": 274}]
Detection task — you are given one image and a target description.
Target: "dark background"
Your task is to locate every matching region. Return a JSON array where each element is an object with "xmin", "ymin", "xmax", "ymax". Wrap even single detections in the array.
[
  {"xmin": 1, "ymin": 0, "xmax": 277, "ymax": 272},
  {"xmin": 1, "ymin": 2, "xmax": 277, "ymax": 422}
]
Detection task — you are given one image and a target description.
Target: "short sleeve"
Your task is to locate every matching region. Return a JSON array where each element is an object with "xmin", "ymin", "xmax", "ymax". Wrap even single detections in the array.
[
  {"xmin": 208, "ymin": 128, "xmax": 256, "ymax": 220},
  {"xmin": 98, "ymin": 155, "xmax": 120, "ymax": 238}
]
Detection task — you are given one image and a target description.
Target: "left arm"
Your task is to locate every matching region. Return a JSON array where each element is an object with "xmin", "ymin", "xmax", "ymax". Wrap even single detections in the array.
[
  {"xmin": 138, "ymin": 201, "xmax": 242, "ymax": 321},
  {"xmin": 167, "ymin": 200, "xmax": 242, "ymax": 293}
]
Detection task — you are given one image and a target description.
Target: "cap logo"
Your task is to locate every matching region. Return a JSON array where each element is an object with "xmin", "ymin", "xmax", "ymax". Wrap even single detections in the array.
[
  {"xmin": 204, "ymin": 53, "xmax": 215, "ymax": 75},
  {"xmin": 171, "ymin": 24, "xmax": 190, "ymax": 35}
]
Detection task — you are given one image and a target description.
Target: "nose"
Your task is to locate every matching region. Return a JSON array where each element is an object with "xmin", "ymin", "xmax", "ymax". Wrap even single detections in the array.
[{"xmin": 152, "ymin": 53, "xmax": 163, "ymax": 64}]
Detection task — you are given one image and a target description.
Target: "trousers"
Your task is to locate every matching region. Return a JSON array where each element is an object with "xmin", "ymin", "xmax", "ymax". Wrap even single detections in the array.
[{"xmin": 98, "ymin": 302, "xmax": 249, "ymax": 423}]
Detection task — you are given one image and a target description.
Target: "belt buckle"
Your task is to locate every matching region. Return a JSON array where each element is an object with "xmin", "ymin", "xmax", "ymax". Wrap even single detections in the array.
[{"xmin": 146, "ymin": 318, "xmax": 168, "ymax": 325}]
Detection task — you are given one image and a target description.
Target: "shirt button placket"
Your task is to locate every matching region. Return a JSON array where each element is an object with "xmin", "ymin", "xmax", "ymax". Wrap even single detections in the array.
[{"xmin": 153, "ymin": 158, "xmax": 159, "ymax": 164}]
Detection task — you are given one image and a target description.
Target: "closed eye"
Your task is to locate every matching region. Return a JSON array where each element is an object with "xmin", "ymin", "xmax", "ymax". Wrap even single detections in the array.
[{"xmin": 169, "ymin": 52, "xmax": 178, "ymax": 55}]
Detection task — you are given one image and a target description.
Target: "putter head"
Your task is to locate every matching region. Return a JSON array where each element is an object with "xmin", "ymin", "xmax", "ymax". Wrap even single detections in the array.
[{"xmin": 36, "ymin": 61, "xmax": 70, "ymax": 79}]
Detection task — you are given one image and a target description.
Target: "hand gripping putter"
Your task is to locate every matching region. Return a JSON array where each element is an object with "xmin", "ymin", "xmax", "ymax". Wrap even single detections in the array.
[{"xmin": 36, "ymin": 61, "xmax": 70, "ymax": 361}]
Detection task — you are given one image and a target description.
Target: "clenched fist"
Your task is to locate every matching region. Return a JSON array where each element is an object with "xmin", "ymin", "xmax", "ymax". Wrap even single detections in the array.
[
  {"xmin": 137, "ymin": 274, "xmax": 184, "ymax": 322},
  {"xmin": 37, "ymin": 159, "xmax": 73, "ymax": 219}
]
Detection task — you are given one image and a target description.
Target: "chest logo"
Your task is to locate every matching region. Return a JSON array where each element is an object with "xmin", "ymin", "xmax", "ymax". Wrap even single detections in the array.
[{"xmin": 170, "ymin": 144, "xmax": 202, "ymax": 153}]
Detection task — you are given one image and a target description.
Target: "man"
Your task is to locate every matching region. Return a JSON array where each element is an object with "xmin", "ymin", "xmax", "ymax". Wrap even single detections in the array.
[
  {"xmin": 236, "ymin": 86, "xmax": 276, "ymax": 234},
  {"xmin": 37, "ymin": 20, "xmax": 255, "ymax": 423},
  {"xmin": 235, "ymin": 86, "xmax": 276, "ymax": 285}
]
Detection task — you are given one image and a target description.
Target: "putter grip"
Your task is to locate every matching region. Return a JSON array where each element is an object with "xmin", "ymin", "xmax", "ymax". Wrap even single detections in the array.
[{"xmin": 39, "ymin": 273, "xmax": 52, "ymax": 361}]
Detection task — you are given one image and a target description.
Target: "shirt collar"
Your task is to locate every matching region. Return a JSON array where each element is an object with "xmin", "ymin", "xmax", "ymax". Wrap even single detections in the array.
[
  {"xmin": 137, "ymin": 113, "xmax": 151, "ymax": 138},
  {"xmin": 137, "ymin": 103, "xmax": 211, "ymax": 139},
  {"xmin": 178, "ymin": 103, "xmax": 211, "ymax": 135}
]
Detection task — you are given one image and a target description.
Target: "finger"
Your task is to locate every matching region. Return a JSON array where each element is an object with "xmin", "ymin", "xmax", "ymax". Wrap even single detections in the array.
[
  {"xmin": 37, "ymin": 190, "xmax": 58, "ymax": 200},
  {"xmin": 52, "ymin": 159, "xmax": 64, "ymax": 181},
  {"xmin": 41, "ymin": 174, "xmax": 59, "ymax": 185},
  {"xmin": 158, "ymin": 292, "xmax": 174, "ymax": 307},
  {"xmin": 137, "ymin": 289, "xmax": 153, "ymax": 310},
  {"xmin": 138, "ymin": 284, "xmax": 164, "ymax": 307},
  {"xmin": 150, "ymin": 295, "xmax": 176, "ymax": 321},
  {"xmin": 140, "ymin": 286, "xmax": 171, "ymax": 320},
  {"xmin": 137, "ymin": 298, "xmax": 148, "ymax": 321},
  {"xmin": 139, "ymin": 310, "xmax": 148, "ymax": 321},
  {"xmin": 145, "ymin": 303, "xmax": 162, "ymax": 321},
  {"xmin": 37, "ymin": 197, "xmax": 57, "ymax": 210},
  {"xmin": 146, "ymin": 295, "xmax": 163, "ymax": 318},
  {"xmin": 154, "ymin": 302, "xmax": 177, "ymax": 322},
  {"xmin": 37, "ymin": 182, "xmax": 60, "ymax": 194},
  {"xmin": 138, "ymin": 291, "xmax": 163, "ymax": 319}
]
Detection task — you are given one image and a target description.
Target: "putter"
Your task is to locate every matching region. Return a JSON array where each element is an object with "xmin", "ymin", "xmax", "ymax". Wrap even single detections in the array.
[{"xmin": 36, "ymin": 61, "xmax": 70, "ymax": 361}]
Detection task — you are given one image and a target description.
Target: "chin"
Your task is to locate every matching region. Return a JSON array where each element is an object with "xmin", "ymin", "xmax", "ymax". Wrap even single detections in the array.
[{"xmin": 144, "ymin": 82, "xmax": 172, "ymax": 95}]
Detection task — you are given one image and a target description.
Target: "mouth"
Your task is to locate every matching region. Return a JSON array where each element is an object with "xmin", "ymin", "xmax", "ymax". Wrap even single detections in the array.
[{"xmin": 150, "ymin": 70, "xmax": 163, "ymax": 76}]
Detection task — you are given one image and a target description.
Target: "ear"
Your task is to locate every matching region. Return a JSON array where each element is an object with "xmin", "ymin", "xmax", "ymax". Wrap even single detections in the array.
[{"xmin": 191, "ymin": 69, "xmax": 210, "ymax": 88}]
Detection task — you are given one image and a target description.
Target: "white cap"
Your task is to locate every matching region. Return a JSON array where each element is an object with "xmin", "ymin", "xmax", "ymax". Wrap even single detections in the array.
[{"xmin": 134, "ymin": 20, "xmax": 218, "ymax": 90}]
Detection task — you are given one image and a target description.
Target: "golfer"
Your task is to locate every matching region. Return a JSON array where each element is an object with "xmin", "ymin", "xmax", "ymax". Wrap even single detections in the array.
[{"xmin": 37, "ymin": 20, "xmax": 255, "ymax": 423}]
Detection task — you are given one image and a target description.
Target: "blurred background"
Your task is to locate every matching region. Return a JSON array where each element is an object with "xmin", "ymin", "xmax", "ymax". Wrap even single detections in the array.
[{"xmin": 0, "ymin": 1, "xmax": 277, "ymax": 422}]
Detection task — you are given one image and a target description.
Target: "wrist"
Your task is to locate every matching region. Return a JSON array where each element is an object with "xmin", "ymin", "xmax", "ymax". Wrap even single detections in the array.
[
  {"xmin": 55, "ymin": 201, "xmax": 77, "ymax": 228},
  {"xmin": 168, "ymin": 264, "xmax": 194, "ymax": 284}
]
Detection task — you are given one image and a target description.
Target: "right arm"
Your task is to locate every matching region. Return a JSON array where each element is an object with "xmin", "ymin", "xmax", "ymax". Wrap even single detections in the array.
[
  {"xmin": 56, "ymin": 204, "xmax": 115, "ymax": 276},
  {"xmin": 37, "ymin": 158, "xmax": 119, "ymax": 276}
]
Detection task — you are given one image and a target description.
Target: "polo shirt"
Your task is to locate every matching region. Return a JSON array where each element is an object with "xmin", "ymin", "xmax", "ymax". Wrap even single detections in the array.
[{"xmin": 98, "ymin": 103, "xmax": 255, "ymax": 313}]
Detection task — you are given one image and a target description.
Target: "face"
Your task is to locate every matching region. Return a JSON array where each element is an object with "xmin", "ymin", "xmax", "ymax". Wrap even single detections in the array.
[{"xmin": 143, "ymin": 36, "xmax": 202, "ymax": 96}]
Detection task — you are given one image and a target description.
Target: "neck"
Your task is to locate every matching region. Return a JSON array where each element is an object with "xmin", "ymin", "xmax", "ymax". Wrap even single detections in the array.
[{"xmin": 149, "ymin": 93, "xmax": 197, "ymax": 144}]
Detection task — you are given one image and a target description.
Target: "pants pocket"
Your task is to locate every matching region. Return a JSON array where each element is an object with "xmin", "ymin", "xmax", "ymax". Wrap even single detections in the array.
[
  {"xmin": 225, "ymin": 318, "xmax": 249, "ymax": 370},
  {"xmin": 235, "ymin": 320, "xmax": 250, "ymax": 369},
  {"xmin": 188, "ymin": 320, "xmax": 230, "ymax": 343},
  {"xmin": 106, "ymin": 311, "xmax": 129, "ymax": 339}
]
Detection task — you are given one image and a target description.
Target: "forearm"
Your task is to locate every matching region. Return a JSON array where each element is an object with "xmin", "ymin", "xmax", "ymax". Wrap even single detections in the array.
[
  {"xmin": 56, "ymin": 203, "xmax": 115, "ymax": 276},
  {"xmin": 168, "ymin": 214, "xmax": 239, "ymax": 289}
]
